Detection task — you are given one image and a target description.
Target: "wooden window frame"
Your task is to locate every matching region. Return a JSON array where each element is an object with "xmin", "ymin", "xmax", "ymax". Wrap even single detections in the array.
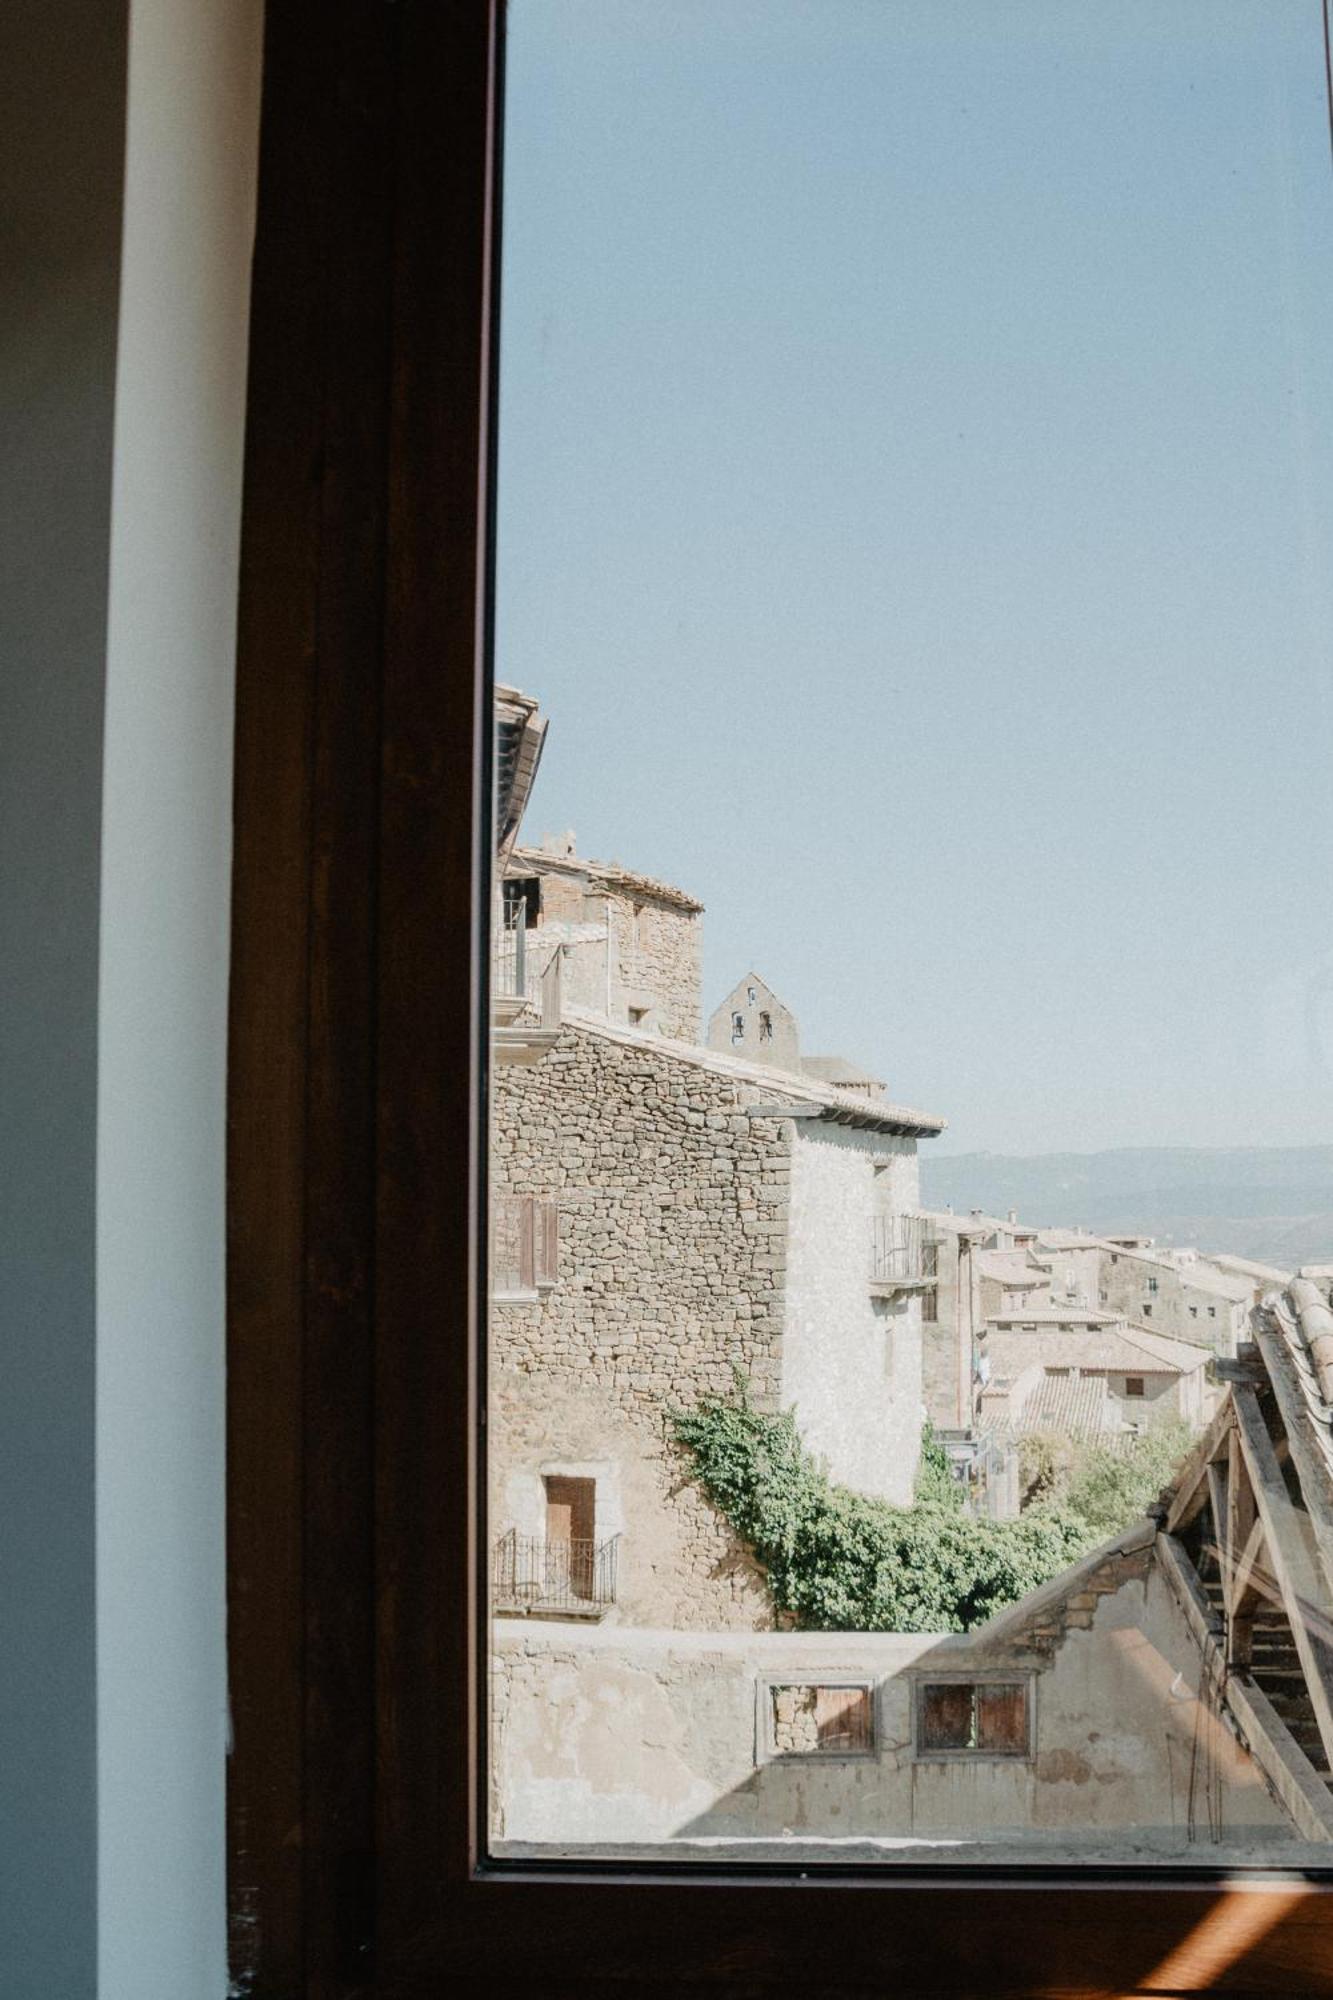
[
  {"xmin": 913, "ymin": 1675, "xmax": 1035, "ymax": 1764},
  {"xmin": 758, "ymin": 1679, "xmax": 879, "ymax": 1764},
  {"xmin": 227, "ymin": 1, "xmax": 1333, "ymax": 1991}
]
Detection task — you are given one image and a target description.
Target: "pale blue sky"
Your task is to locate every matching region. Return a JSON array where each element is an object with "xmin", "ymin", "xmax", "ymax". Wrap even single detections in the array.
[{"xmin": 495, "ymin": 0, "xmax": 1333, "ymax": 1154}]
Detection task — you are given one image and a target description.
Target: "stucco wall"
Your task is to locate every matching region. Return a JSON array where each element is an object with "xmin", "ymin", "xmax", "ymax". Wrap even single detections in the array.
[
  {"xmin": 492, "ymin": 1560, "xmax": 1297, "ymax": 1858},
  {"xmin": 782, "ymin": 1124, "xmax": 923, "ymax": 1500},
  {"xmin": 491, "ymin": 1020, "xmax": 790, "ymax": 1627}
]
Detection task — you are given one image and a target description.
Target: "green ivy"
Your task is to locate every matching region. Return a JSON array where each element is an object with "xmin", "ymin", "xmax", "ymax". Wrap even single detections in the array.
[
  {"xmin": 914, "ymin": 1420, "xmax": 964, "ymax": 1510},
  {"xmin": 671, "ymin": 1387, "xmax": 1094, "ymax": 1633}
]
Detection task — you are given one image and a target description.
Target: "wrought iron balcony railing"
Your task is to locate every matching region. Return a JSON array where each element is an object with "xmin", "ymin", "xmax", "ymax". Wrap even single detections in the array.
[
  {"xmin": 494, "ymin": 900, "xmax": 529, "ymax": 999},
  {"xmin": 492, "ymin": 1529, "xmax": 621, "ymax": 1618}
]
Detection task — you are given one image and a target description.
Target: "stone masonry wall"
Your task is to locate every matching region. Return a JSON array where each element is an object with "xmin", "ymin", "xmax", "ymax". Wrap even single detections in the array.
[
  {"xmin": 491, "ymin": 1020, "xmax": 791, "ymax": 1629},
  {"xmin": 605, "ymin": 888, "xmax": 701, "ymax": 1042},
  {"xmin": 1099, "ymin": 1252, "xmax": 1247, "ymax": 1357}
]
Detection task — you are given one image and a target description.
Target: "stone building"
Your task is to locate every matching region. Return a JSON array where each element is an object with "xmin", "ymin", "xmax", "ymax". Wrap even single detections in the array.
[
  {"xmin": 1031, "ymin": 1227, "xmax": 1106, "ymax": 1310},
  {"xmin": 707, "ymin": 971, "xmax": 800, "ymax": 1073},
  {"xmin": 491, "ymin": 1009, "xmax": 944, "ymax": 1631},
  {"xmin": 503, "ymin": 830, "xmax": 704, "ymax": 1041},
  {"xmin": 1096, "ymin": 1242, "xmax": 1250, "ymax": 1356},
  {"xmin": 494, "ymin": 1278, "xmax": 1333, "ymax": 1862},
  {"xmin": 978, "ymin": 1310, "xmax": 1212, "ymax": 1434},
  {"xmin": 707, "ymin": 971, "xmax": 890, "ymax": 1098},
  {"xmin": 918, "ymin": 1210, "xmax": 1044, "ymax": 1431}
]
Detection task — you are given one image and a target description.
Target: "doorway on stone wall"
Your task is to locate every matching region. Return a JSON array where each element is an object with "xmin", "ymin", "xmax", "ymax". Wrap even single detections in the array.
[{"xmin": 545, "ymin": 1474, "xmax": 596, "ymax": 1600}]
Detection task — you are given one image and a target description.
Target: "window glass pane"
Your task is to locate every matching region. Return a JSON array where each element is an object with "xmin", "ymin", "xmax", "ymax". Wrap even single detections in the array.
[{"xmin": 489, "ymin": 0, "xmax": 1333, "ymax": 1869}]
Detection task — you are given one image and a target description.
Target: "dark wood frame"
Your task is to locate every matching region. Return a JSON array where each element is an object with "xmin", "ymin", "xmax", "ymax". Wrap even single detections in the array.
[{"xmin": 228, "ymin": 2, "xmax": 1333, "ymax": 1991}]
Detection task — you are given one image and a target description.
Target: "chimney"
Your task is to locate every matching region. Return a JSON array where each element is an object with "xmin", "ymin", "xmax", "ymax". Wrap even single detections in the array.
[{"xmin": 1008, "ymin": 1209, "xmax": 1018, "ymax": 1225}]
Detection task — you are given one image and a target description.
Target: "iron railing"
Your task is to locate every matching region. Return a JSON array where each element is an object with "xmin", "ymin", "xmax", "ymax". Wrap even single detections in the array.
[
  {"xmin": 870, "ymin": 1212, "xmax": 936, "ymax": 1287},
  {"xmin": 492, "ymin": 1530, "xmax": 621, "ymax": 1616}
]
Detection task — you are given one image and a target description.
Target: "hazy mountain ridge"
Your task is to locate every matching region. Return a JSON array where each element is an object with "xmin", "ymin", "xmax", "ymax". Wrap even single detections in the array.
[{"xmin": 920, "ymin": 1147, "xmax": 1333, "ymax": 1267}]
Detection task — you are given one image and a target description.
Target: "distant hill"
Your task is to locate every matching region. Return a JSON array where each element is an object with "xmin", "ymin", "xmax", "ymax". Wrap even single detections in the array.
[{"xmin": 919, "ymin": 1146, "xmax": 1333, "ymax": 1269}]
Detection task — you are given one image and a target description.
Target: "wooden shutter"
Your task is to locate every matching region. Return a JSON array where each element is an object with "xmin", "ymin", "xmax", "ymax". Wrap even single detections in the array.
[
  {"xmin": 492, "ymin": 1194, "xmax": 534, "ymax": 1294},
  {"xmin": 815, "ymin": 1686, "xmax": 872, "ymax": 1752},
  {"xmin": 536, "ymin": 1199, "xmax": 559, "ymax": 1287},
  {"xmin": 977, "ymin": 1683, "xmax": 1028, "ymax": 1754},
  {"xmin": 516, "ymin": 1197, "xmax": 535, "ymax": 1291}
]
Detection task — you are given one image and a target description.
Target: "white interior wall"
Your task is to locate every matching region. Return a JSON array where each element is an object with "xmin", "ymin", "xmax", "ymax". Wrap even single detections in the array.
[{"xmin": 97, "ymin": 3, "xmax": 262, "ymax": 1995}]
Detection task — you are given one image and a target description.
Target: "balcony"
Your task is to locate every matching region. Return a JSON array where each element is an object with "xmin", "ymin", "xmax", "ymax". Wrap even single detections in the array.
[
  {"xmin": 492, "ymin": 1529, "xmax": 621, "ymax": 1619},
  {"xmin": 493, "ymin": 906, "xmax": 564, "ymax": 1063},
  {"xmin": 870, "ymin": 1213, "xmax": 938, "ymax": 1297},
  {"xmin": 493, "ymin": 900, "xmax": 532, "ymax": 1022}
]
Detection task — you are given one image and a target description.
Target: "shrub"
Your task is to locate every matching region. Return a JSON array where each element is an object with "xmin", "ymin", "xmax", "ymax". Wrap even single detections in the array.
[
  {"xmin": 1060, "ymin": 1417, "xmax": 1193, "ymax": 1539},
  {"xmin": 671, "ymin": 1389, "xmax": 1092, "ymax": 1633}
]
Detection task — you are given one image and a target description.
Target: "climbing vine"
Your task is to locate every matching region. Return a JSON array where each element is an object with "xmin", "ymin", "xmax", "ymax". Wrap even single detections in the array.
[{"xmin": 671, "ymin": 1384, "xmax": 1094, "ymax": 1633}]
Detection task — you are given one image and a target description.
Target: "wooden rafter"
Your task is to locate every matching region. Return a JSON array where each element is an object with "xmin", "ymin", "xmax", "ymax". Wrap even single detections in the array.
[
  {"xmin": 1164, "ymin": 1396, "xmax": 1239, "ymax": 1536},
  {"xmin": 1231, "ymin": 1387, "xmax": 1333, "ymax": 1770}
]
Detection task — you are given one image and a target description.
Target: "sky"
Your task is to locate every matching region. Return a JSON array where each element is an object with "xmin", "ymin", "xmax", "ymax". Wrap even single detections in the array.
[{"xmin": 495, "ymin": 0, "xmax": 1333, "ymax": 1155}]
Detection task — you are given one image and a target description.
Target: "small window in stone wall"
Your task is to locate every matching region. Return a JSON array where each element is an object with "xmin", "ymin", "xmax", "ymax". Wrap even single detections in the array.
[
  {"xmin": 916, "ymin": 1679, "xmax": 1030, "ymax": 1757},
  {"xmin": 492, "ymin": 1194, "xmax": 559, "ymax": 1296},
  {"xmin": 768, "ymin": 1683, "xmax": 874, "ymax": 1757}
]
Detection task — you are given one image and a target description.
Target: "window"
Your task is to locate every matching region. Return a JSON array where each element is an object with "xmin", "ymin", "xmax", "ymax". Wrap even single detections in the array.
[
  {"xmin": 492, "ymin": 1194, "xmax": 559, "ymax": 1296},
  {"xmin": 1142, "ymin": 1304, "xmax": 1153, "ymax": 1317},
  {"xmin": 504, "ymin": 874, "xmax": 542, "ymax": 925},
  {"xmin": 225, "ymin": 0, "xmax": 1333, "ymax": 1986},
  {"xmin": 766, "ymin": 1683, "xmax": 874, "ymax": 1758},
  {"xmin": 921, "ymin": 1237, "xmax": 940, "ymax": 1323},
  {"xmin": 1147, "ymin": 1277, "xmax": 1159, "ymax": 1294},
  {"xmin": 1209, "ymin": 1306, "xmax": 1217, "ymax": 1319},
  {"xmin": 916, "ymin": 1680, "xmax": 1030, "ymax": 1758},
  {"xmin": 1124, "ymin": 1376, "xmax": 1145, "ymax": 1398},
  {"xmin": 731, "ymin": 1010, "xmax": 745, "ymax": 1042},
  {"xmin": 629, "ymin": 1006, "xmax": 649, "ymax": 1026},
  {"xmin": 1189, "ymin": 1305, "xmax": 1198, "ymax": 1318},
  {"xmin": 759, "ymin": 1010, "xmax": 773, "ymax": 1041}
]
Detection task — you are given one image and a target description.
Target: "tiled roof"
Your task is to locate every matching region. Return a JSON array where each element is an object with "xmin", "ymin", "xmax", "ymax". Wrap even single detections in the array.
[
  {"xmin": 1212, "ymin": 1253, "xmax": 1292, "ymax": 1286},
  {"xmin": 1017, "ymin": 1370, "xmax": 1121, "ymax": 1440},
  {"xmin": 511, "ymin": 843, "xmax": 704, "ymax": 913},
  {"xmin": 986, "ymin": 1307, "xmax": 1121, "ymax": 1327},
  {"xmin": 976, "ymin": 1249, "xmax": 1048, "ymax": 1287},
  {"xmin": 561, "ymin": 1008, "xmax": 947, "ymax": 1137},
  {"xmin": 984, "ymin": 1318, "xmax": 1210, "ymax": 1376}
]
